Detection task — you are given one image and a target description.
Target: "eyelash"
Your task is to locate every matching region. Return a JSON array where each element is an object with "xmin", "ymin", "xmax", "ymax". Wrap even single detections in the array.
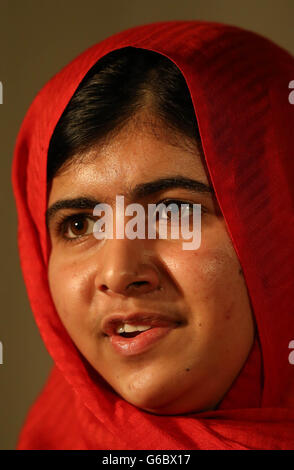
[{"xmin": 54, "ymin": 199, "xmax": 205, "ymax": 244}]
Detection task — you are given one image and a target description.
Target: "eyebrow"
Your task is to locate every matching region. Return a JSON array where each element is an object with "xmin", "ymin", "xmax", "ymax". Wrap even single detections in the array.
[{"xmin": 46, "ymin": 175, "xmax": 214, "ymax": 227}]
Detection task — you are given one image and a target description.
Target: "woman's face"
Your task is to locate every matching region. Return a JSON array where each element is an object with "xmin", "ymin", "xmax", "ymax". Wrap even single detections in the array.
[{"xmin": 47, "ymin": 120, "xmax": 255, "ymax": 415}]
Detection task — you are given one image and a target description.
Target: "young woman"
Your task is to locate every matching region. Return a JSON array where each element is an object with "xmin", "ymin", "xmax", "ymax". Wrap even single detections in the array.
[{"xmin": 12, "ymin": 20, "xmax": 294, "ymax": 449}]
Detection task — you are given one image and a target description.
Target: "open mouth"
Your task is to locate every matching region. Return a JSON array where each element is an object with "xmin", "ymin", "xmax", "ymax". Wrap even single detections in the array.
[
  {"xmin": 102, "ymin": 313, "xmax": 181, "ymax": 356},
  {"xmin": 114, "ymin": 323, "xmax": 152, "ymax": 338},
  {"xmin": 118, "ymin": 331, "xmax": 145, "ymax": 338},
  {"xmin": 109, "ymin": 325, "xmax": 176, "ymax": 356}
]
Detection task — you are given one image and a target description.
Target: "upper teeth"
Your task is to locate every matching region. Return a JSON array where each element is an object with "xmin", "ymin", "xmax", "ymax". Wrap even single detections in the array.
[{"xmin": 116, "ymin": 324, "xmax": 152, "ymax": 334}]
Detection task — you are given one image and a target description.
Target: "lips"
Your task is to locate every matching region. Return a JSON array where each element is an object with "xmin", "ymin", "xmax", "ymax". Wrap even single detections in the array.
[
  {"xmin": 102, "ymin": 312, "xmax": 180, "ymax": 336},
  {"xmin": 102, "ymin": 312, "xmax": 180, "ymax": 356}
]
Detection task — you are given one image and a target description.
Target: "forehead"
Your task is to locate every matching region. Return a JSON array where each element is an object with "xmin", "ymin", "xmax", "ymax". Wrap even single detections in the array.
[{"xmin": 48, "ymin": 122, "xmax": 211, "ymax": 202}]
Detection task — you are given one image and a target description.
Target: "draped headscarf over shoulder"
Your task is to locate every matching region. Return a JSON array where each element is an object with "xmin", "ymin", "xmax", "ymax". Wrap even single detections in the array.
[{"xmin": 12, "ymin": 20, "xmax": 294, "ymax": 449}]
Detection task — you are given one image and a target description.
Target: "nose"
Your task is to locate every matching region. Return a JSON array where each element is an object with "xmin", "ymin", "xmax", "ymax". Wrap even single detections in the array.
[{"xmin": 95, "ymin": 237, "xmax": 161, "ymax": 296}]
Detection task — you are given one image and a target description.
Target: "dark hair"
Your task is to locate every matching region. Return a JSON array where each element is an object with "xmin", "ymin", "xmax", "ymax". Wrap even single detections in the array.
[{"xmin": 47, "ymin": 47, "xmax": 201, "ymax": 183}]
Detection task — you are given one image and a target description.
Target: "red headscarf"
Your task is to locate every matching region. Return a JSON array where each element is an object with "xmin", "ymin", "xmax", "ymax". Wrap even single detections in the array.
[{"xmin": 12, "ymin": 20, "xmax": 294, "ymax": 449}]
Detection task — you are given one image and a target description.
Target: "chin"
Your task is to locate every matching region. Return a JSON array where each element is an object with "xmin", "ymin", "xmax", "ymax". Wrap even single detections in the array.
[
  {"xmin": 140, "ymin": 399, "xmax": 217, "ymax": 416},
  {"xmin": 118, "ymin": 385, "xmax": 194, "ymax": 416},
  {"xmin": 121, "ymin": 382, "xmax": 218, "ymax": 416},
  {"xmin": 130, "ymin": 400, "xmax": 204, "ymax": 416},
  {"xmin": 119, "ymin": 382, "xmax": 175, "ymax": 414}
]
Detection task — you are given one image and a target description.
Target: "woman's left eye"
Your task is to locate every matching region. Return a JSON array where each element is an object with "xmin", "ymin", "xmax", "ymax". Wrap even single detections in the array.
[
  {"xmin": 58, "ymin": 215, "xmax": 96, "ymax": 241},
  {"xmin": 157, "ymin": 200, "xmax": 196, "ymax": 220}
]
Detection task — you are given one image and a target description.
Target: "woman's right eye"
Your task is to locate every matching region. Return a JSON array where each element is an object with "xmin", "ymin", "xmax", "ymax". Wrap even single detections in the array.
[{"xmin": 57, "ymin": 214, "xmax": 96, "ymax": 241}]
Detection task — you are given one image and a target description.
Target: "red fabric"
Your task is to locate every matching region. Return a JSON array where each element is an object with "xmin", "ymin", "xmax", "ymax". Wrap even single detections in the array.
[{"xmin": 11, "ymin": 20, "xmax": 294, "ymax": 449}]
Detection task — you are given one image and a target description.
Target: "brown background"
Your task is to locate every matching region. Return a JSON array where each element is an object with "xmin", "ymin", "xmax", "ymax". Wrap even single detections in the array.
[{"xmin": 0, "ymin": 0, "xmax": 293, "ymax": 450}]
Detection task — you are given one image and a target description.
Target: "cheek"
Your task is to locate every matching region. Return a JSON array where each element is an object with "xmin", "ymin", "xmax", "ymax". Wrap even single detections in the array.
[
  {"xmin": 198, "ymin": 249, "xmax": 239, "ymax": 289},
  {"xmin": 165, "ymin": 244, "xmax": 241, "ymax": 298},
  {"xmin": 47, "ymin": 254, "xmax": 90, "ymax": 325},
  {"xmin": 161, "ymin": 238, "xmax": 248, "ymax": 333}
]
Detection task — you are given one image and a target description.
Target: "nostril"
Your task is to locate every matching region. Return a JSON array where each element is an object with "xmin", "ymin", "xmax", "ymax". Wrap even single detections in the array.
[
  {"xmin": 133, "ymin": 281, "xmax": 148, "ymax": 288},
  {"xmin": 99, "ymin": 281, "xmax": 149, "ymax": 294}
]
